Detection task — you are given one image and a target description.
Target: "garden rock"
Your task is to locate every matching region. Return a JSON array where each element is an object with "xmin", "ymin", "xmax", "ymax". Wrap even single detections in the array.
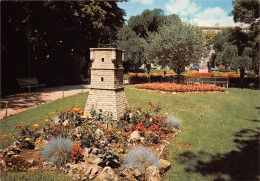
[
  {"xmin": 88, "ymin": 166, "xmax": 99, "ymax": 180},
  {"xmin": 87, "ymin": 154, "xmax": 101, "ymax": 164},
  {"xmin": 42, "ymin": 161, "xmax": 56, "ymax": 170},
  {"xmin": 159, "ymin": 159, "xmax": 171, "ymax": 173},
  {"xmin": 129, "ymin": 131, "xmax": 141, "ymax": 142},
  {"xmin": 145, "ymin": 166, "xmax": 160, "ymax": 181},
  {"xmin": 97, "ymin": 166, "xmax": 119, "ymax": 181},
  {"xmin": 95, "ymin": 129, "xmax": 104, "ymax": 140},
  {"xmin": 121, "ymin": 166, "xmax": 143, "ymax": 180}
]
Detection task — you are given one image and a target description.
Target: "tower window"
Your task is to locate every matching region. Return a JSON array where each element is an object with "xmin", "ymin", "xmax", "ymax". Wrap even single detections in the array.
[
  {"xmin": 101, "ymin": 58, "xmax": 104, "ymax": 62},
  {"xmin": 101, "ymin": 77, "xmax": 104, "ymax": 81}
]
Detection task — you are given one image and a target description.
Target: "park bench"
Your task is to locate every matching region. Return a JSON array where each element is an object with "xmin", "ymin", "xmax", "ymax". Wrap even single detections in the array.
[
  {"xmin": 17, "ymin": 77, "xmax": 46, "ymax": 92},
  {"xmin": 200, "ymin": 77, "xmax": 229, "ymax": 88}
]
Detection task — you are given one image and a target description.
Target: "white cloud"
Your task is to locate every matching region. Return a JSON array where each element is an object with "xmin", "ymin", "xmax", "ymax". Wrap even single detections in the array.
[
  {"xmin": 191, "ymin": 7, "xmax": 240, "ymax": 26},
  {"xmin": 165, "ymin": 0, "xmax": 200, "ymax": 16},
  {"xmin": 131, "ymin": 0, "xmax": 154, "ymax": 5}
]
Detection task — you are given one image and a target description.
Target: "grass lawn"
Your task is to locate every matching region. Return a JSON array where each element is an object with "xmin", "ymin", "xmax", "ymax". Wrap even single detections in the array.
[{"xmin": 0, "ymin": 86, "xmax": 259, "ymax": 180}]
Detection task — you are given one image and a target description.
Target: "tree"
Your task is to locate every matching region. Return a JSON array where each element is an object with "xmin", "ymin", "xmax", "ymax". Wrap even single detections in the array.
[
  {"xmin": 211, "ymin": 27, "xmax": 253, "ymax": 77},
  {"xmin": 116, "ymin": 9, "xmax": 182, "ymax": 74},
  {"xmin": 146, "ymin": 22, "xmax": 205, "ymax": 76},
  {"xmin": 231, "ymin": 0, "xmax": 259, "ymax": 25},
  {"xmin": 231, "ymin": 0, "xmax": 260, "ymax": 76},
  {"xmin": 116, "ymin": 26, "xmax": 146, "ymax": 72},
  {"xmin": 1, "ymin": 1, "xmax": 125, "ymax": 95}
]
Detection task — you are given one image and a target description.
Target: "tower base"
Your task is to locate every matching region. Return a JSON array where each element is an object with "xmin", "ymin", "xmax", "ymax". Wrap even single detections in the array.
[{"xmin": 84, "ymin": 88, "xmax": 127, "ymax": 120}]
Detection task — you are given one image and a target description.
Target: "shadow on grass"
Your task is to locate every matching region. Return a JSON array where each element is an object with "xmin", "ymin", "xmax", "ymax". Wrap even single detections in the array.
[{"xmin": 178, "ymin": 125, "xmax": 260, "ymax": 180}]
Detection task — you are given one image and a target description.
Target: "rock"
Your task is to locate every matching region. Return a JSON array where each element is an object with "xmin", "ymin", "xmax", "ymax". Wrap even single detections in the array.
[
  {"xmin": 97, "ymin": 166, "xmax": 119, "ymax": 181},
  {"xmin": 95, "ymin": 129, "xmax": 104, "ymax": 140},
  {"xmin": 26, "ymin": 159, "xmax": 35, "ymax": 167},
  {"xmin": 88, "ymin": 166, "xmax": 99, "ymax": 180},
  {"xmin": 121, "ymin": 166, "xmax": 143, "ymax": 180},
  {"xmin": 30, "ymin": 166, "xmax": 39, "ymax": 171},
  {"xmin": 91, "ymin": 148, "xmax": 99, "ymax": 155},
  {"xmin": 159, "ymin": 159, "xmax": 171, "ymax": 172},
  {"xmin": 42, "ymin": 161, "xmax": 56, "ymax": 170},
  {"xmin": 129, "ymin": 131, "xmax": 141, "ymax": 142},
  {"xmin": 87, "ymin": 154, "xmax": 101, "ymax": 164},
  {"xmin": 145, "ymin": 166, "xmax": 160, "ymax": 181},
  {"xmin": 83, "ymin": 148, "xmax": 89, "ymax": 159}
]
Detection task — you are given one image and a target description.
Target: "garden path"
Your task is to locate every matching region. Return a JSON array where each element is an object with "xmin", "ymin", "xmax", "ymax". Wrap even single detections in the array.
[{"xmin": 0, "ymin": 85, "xmax": 90, "ymax": 119}]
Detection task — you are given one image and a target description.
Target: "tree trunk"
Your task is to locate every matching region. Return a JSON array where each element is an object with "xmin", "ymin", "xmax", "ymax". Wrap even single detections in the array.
[
  {"xmin": 240, "ymin": 67, "xmax": 245, "ymax": 78},
  {"xmin": 146, "ymin": 64, "xmax": 151, "ymax": 75}
]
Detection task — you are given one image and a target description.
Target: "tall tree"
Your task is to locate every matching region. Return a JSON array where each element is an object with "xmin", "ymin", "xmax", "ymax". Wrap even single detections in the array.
[
  {"xmin": 231, "ymin": 0, "xmax": 260, "ymax": 76},
  {"xmin": 146, "ymin": 22, "xmax": 205, "ymax": 77},
  {"xmin": 1, "ymin": 1, "xmax": 125, "ymax": 95},
  {"xmin": 211, "ymin": 27, "xmax": 253, "ymax": 77}
]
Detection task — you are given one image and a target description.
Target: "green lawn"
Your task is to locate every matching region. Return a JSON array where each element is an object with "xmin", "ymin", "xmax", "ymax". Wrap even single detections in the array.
[
  {"xmin": 0, "ymin": 93, "xmax": 88, "ymax": 149},
  {"xmin": 1, "ymin": 86, "xmax": 259, "ymax": 180}
]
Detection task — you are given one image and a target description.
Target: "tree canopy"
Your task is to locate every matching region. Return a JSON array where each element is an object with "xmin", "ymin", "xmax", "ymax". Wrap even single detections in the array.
[
  {"xmin": 116, "ymin": 9, "xmax": 182, "ymax": 73},
  {"xmin": 1, "ymin": 1, "xmax": 125, "ymax": 95},
  {"xmin": 146, "ymin": 22, "xmax": 205, "ymax": 75}
]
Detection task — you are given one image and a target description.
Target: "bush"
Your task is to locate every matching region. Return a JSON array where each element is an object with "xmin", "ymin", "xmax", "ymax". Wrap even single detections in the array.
[
  {"xmin": 123, "ymin": 146, "xmax": 159, "ymax": 172},
  {"xmin": 40, "ymin": 137, "xmax": 73, "ymax": 166},
  {"xmin": 98, "ymin": 150, "xmax": 120, "ymax": 168},
  {"xmin": 166, "ymin": 115, "xmax": 181, "ymax": 129}
]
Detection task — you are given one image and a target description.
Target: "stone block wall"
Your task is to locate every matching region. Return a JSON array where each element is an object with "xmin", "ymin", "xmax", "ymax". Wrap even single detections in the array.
[{"xmin": 84, "ymin": 48, "xmax": 127, "ymax": 120}]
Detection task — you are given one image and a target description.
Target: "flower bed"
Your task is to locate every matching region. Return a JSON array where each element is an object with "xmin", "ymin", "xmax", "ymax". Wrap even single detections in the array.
[
  {"xmin": 135, "ymin": 82, "xmax": 226, "ymax": 92},
  {"xmin": 1, "ymin": 104, "xmax": 180, "ymax": 180}
]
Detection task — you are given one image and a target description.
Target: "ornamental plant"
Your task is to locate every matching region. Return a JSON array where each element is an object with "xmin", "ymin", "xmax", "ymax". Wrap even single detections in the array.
[
  {"xmin": 41, "ymin": 137, "xmax": 73, "ymax": 166},
  {"xmin": 14, "ymin": 125, "xmax": 41, "ymax": 149},
  {"xmin": 135, "ymin": 82, "xmax": 226, "ymax": 92},
  {"xmin": 70, "ymin": 145, "xmax": 84, "ymax": 164},
  {"xmin": 98, "ymin": 149, "xmax": 120, "ymax": 168}
]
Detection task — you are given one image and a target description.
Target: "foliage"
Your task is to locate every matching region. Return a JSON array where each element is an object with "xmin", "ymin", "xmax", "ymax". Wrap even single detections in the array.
[
  {"xmin": 98, "ymin": 149, "xmax": 120, "ymax": 168},
  {"xmin": 2, "ymin": 1, "xmax": 125, "ymax": 95},
  {"xmin": 70, "ymin": 145, "xmax": 84, "ymax": 164},
  {"xmin": 146, "ymin": 22, "xmax": 205, "ymax": 76},
  {"xmin": 211, "ymin": 27, "xmax": 253, "ymax": 77},
  {"xmin": 123, "ymin": 146, "xmax": 159, "ymax": 172},
  {"xmin": 40, "ymin": 137, "xmax": 73, "ymax": 166},
  {"xmin": 231, "ymin": 0, "xmax": 259, "ymax": 24},
  {"xmin": 135, "ymin": 83, "xmax": 226, "ymax": 92},
  {"xmin": 14, "ymin": 125, "xmax": 41, "ymax": 149}
]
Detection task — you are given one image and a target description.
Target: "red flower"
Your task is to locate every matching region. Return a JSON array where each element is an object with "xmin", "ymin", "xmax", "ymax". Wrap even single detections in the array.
[
  {"xmin": 121, "ymin": 133, "xmax": 125, "ymax": 136},
  {"xmin": 98, "ymin": 125, "xmax": 102, "ymax": 129},
  {"xmin": 148, "ymin": 102, "xmax": 152, "ymax": 105}
]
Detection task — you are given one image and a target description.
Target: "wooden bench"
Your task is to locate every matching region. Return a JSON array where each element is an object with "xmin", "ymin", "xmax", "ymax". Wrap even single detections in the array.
[
  {"xmin": 200, "ymin": 77, "xmax": 229, "ymax": 88},
  {"xmin": 17, "ymin": 77, "xmax": 46, "ymax": 92}
]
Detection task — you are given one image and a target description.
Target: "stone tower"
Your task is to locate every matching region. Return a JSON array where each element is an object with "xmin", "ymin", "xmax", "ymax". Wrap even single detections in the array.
[{"xmin": 84, "ymin": 48, "xmax": 128, "ymax": 120}]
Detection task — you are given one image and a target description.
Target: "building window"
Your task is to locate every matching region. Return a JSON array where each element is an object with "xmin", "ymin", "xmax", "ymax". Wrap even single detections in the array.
[
  {"xmin": 101, "ymin": 77, "xmax": 104, "ymax": 81},
  {"xmin": 102, "ymin": 58, "xmax": 104, "ymax": 62}
]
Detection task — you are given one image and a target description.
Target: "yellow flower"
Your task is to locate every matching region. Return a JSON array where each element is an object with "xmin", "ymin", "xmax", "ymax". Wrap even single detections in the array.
[
  {"xmin": 45, "ymin": 119, "xmax": 48, "ymax": 122},
  {"xmin": 117, "ymin": 148, "xmax": 124, "ymax": 153},
  {"xmin": 73, "ymin": 116, "xmax": 76, "ymax": 119},
  {"xmin": 165, "ymin": 113, "xmax": 168, "ymax": 115},
  {"xmin": 88, "ymin": 121, "xmax": 92, "ymax": 124},
  {"xmin": 140, "ymin": 137, "xmax": 145, "ymax": 141},
  {"xmin": 25, "ymin": 138, "xmax": 30, "ymax": 141},
  {"xmin": 33, "ymin": 124, "xmax": 39, "ymax": 128},
  {"xmin": 80, "ymin": 116, "xmax": 85, "ymax": 119},
  {"xmin": 77, "ymin": 134, "xmax": 81, "ymax": 138},
  {"xmin": 85, "ymin": 114, "xmax": 90, "ymax": 118},
  {"xmin": 117, "ymin": 131, "xmax": 121, "ymax": 134},
  {"xmin": 35, "ymin": 140, "xmax": 40, "ymax": 144}
]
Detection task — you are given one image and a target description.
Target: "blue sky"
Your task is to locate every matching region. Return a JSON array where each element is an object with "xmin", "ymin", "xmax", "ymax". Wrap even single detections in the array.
[{"xmin": 117, "ymin": 0, "xmax": 245, "ymax": 26}]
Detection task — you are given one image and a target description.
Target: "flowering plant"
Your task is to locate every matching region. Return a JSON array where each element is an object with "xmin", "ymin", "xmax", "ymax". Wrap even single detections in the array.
[{"xmin": 70, "ymin": 145, "xmax": 84, "ymax": 163}]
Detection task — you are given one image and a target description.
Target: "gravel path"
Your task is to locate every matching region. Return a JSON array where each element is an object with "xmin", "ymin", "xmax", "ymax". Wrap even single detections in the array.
[{"xmin": 0, "ymin": 85, "xmax": 90, "ymax": 119}]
